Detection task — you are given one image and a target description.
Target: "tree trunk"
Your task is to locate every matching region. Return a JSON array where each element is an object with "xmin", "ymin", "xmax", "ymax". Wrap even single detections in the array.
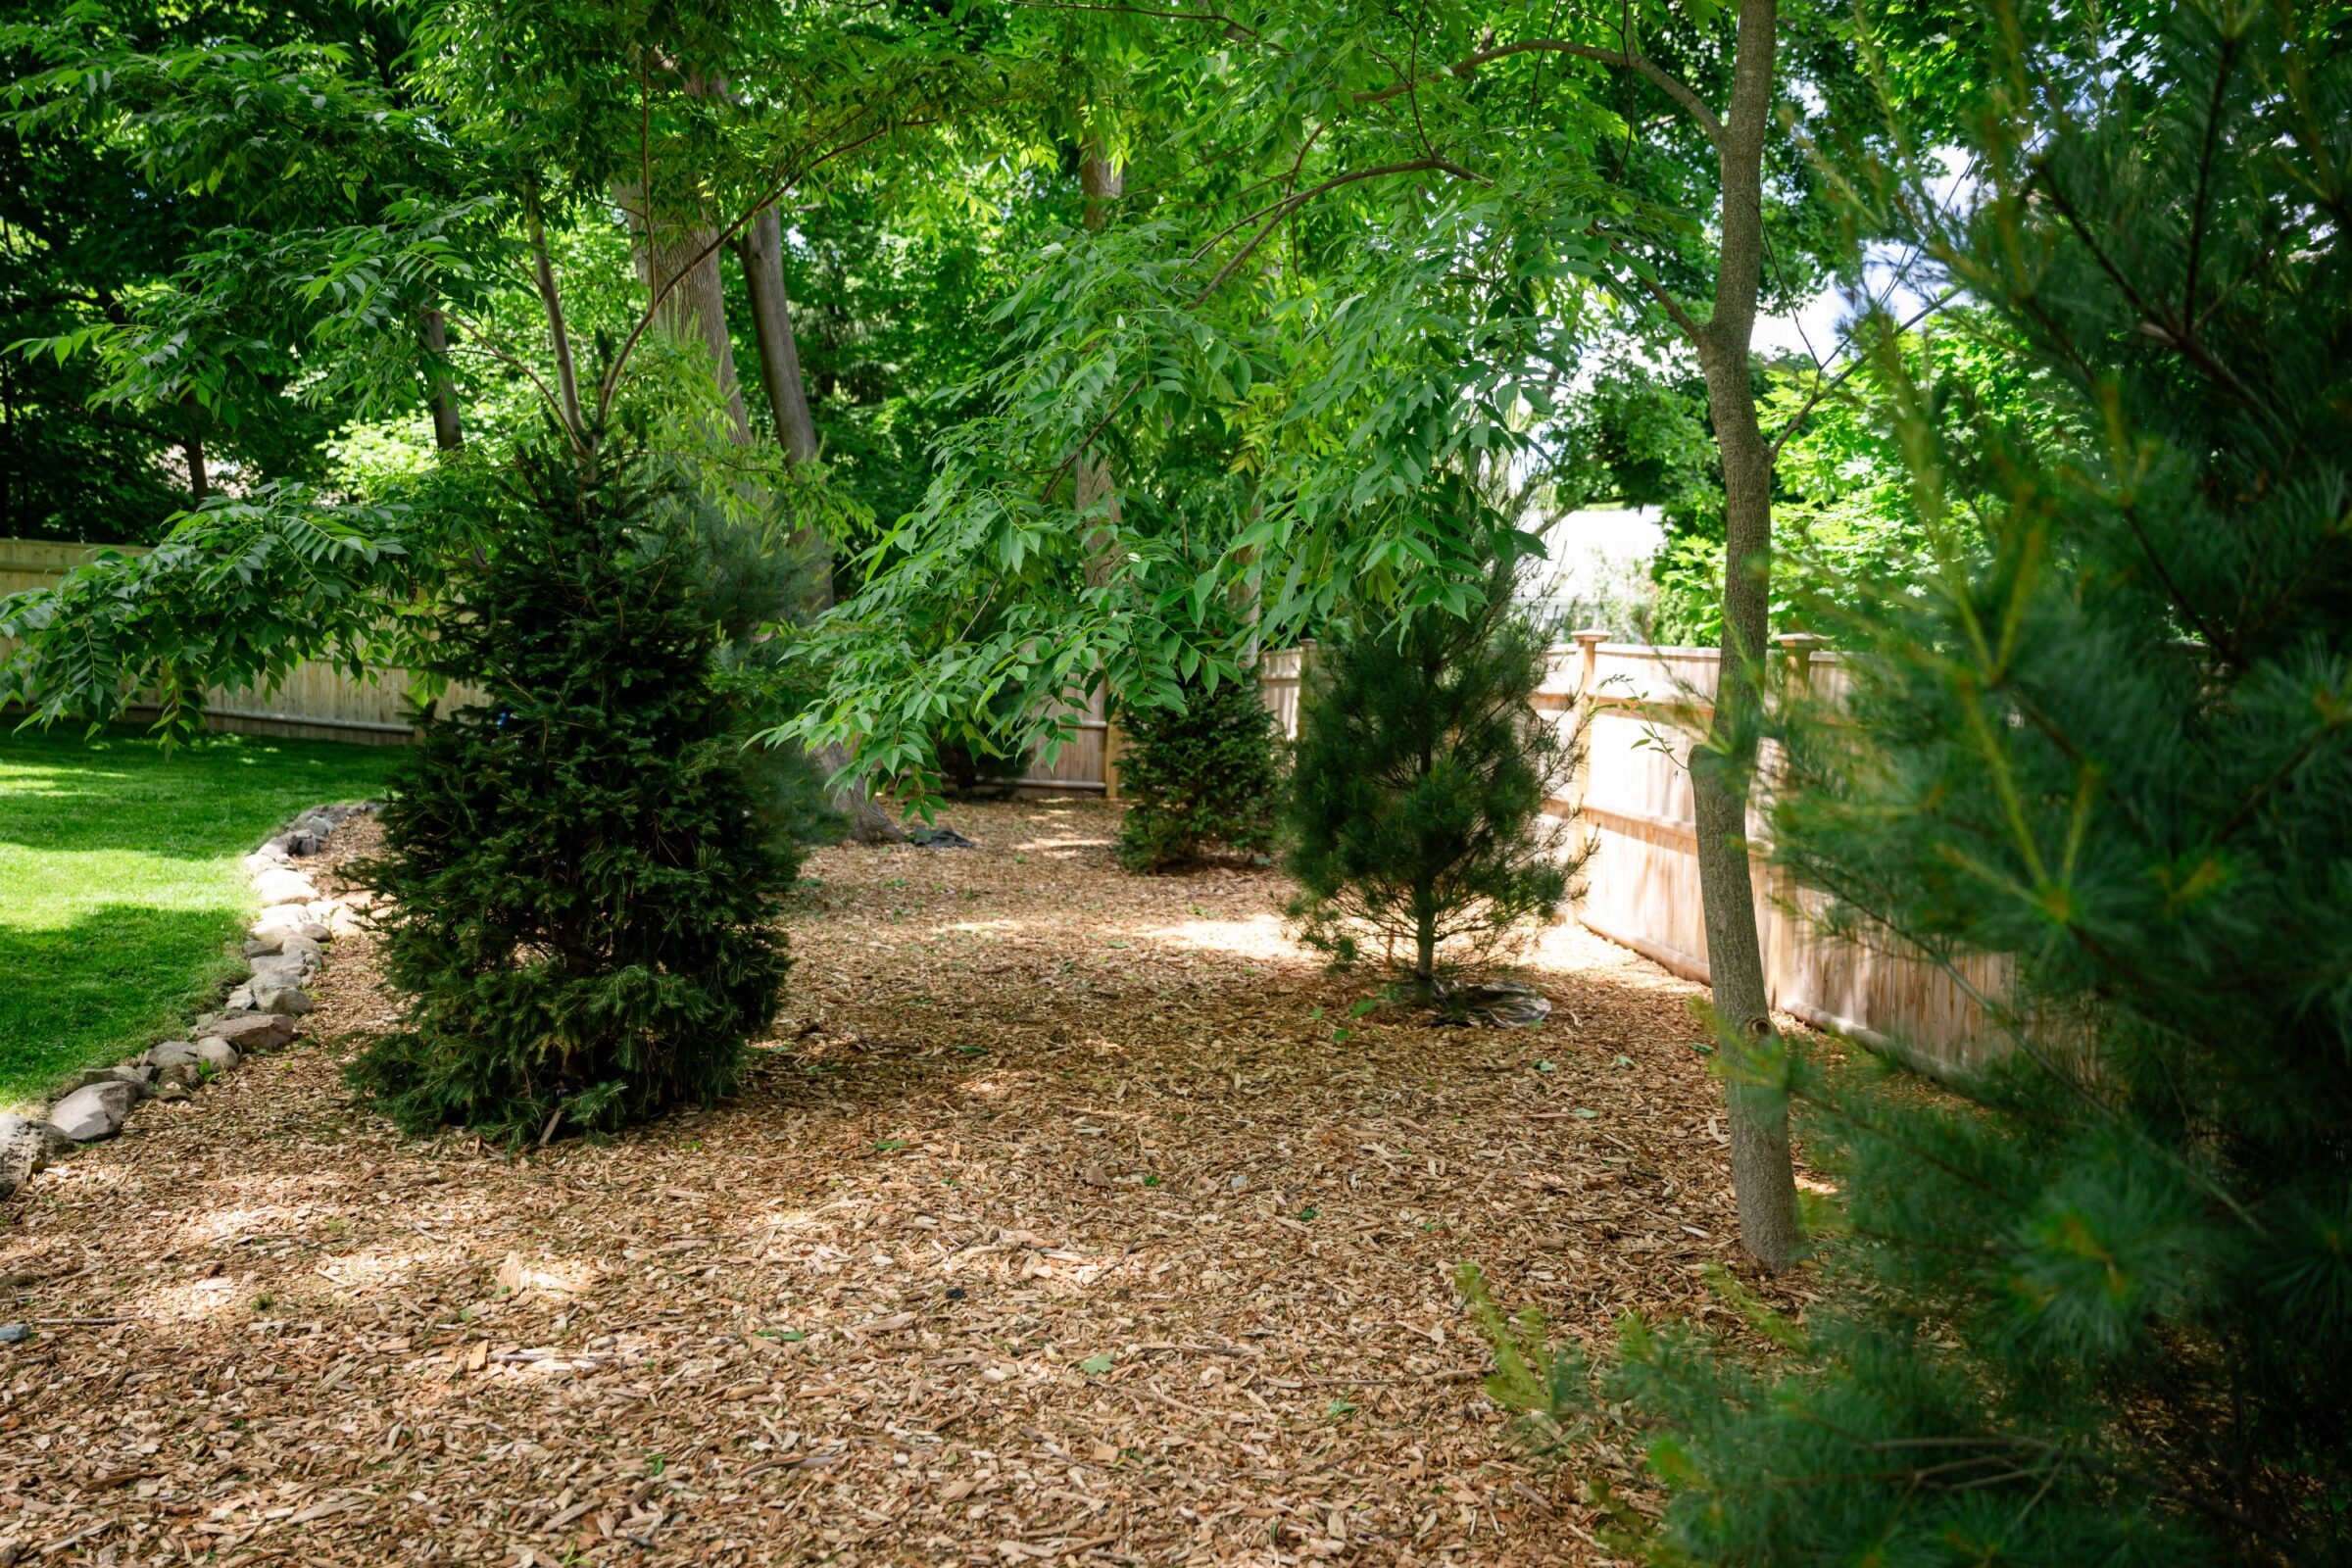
[
  {"xmin": 616, "ymin": 183, "xmax": 751, "ymax": 446},
  {"xmin": 523, "ymin": 202, "xmax": 582, "ymax": 435},
  {"xmin": 738, "ymin": 207, "xmax": 819, "ymax": 465},
  {"xmin": 418, "ymin": 309, "xmax": 464, "ymax": 452},
  {"xmin": 184, "ymin": 427, "xmax": 208, "ymax": 504},
  {"xmin": 731, "ymin": 208, "xmax": 901, "ymax": 844},
  {"xmin": 1076, "ymin": 146, "xmax": 1123, "ymax": 588},
  {"xmin": 1690, "ymin": 0, "xmax": 1800, "ymax": 1272}
]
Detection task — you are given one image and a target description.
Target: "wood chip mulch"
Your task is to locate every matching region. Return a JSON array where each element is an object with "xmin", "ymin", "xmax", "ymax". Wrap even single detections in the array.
[{"xmin": 0, "ymin": 799, "xmax": 1815, "ymax": 1566}]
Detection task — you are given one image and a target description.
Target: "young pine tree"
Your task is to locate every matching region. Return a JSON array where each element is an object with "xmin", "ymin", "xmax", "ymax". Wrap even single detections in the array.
[
  {"xmin": 1485, "ymin": 10, "xmax": 2352, "ymax": 1563},
  {"xmin": 1286, "ymin": 567, "xmax": 1582, "ymax": 998},
  {"xmin": 1115, "ymin": 670, "xmax": 1282, "ymax": 872},
  {"xmin": 351, "ymin": 440, "xmax": 794, "ymax": 1140}
]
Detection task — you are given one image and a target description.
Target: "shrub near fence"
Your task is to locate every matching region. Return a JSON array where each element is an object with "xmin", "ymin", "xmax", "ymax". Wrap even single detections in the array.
[{"xmin": 4, "ymin": 538, "xmax": 1998, "ymax": 1066}]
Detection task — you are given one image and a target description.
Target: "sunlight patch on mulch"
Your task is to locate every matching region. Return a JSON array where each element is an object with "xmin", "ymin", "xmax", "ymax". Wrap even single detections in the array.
[{"xmin": 0, "ymin": 800, "xmax": 1813, "ymax": 1565}]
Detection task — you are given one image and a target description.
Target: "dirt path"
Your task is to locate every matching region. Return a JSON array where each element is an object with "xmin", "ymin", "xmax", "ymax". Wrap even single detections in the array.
[{"xmin": 0, "ymin": 800, "xmax": 1807, "ymax": 1565}]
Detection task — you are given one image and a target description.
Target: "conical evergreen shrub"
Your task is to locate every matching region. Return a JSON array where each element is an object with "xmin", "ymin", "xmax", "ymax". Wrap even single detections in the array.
[
  {"xmin": 350, "ymin": 440, "xmax": 794, "ymax": 1140},
  {"xmin": 1285, "ymin": 566, "xmax": 1582, "ymax": 997},
  {"xmin": 1115, "ymin": 670, "xmax": 1282, "ymax": 871}
]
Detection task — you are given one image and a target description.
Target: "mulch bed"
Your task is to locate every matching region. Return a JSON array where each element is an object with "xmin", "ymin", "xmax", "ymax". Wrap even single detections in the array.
[{"xmin": 0, "ymin": 800, "xmax": 1814, "ymax": 1565}]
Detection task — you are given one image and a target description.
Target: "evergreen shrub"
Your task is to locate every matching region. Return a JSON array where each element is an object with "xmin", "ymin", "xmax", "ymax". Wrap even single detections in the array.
[
  {"xmin": 1285, "ymin": 570, "xmax": 1583, "ymax": 996},
  {"xmin": 1474, "ymin": 9, "xmax": 2352, "ymax": 1562},
  {"xmin": 1114, "ymin": 670, "xmax": 1282, "ymax": 871},
  {"xmin": 350, "ymin": 440, "xmax": 794, "ymax": 1140}
]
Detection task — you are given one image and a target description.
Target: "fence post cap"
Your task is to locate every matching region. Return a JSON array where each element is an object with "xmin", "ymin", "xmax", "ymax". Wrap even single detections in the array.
[
  {"xmin": 1772, "ymin": 632, "xmax": 1830, "ymax": 651},
  {"xmin": 1570, "ymin": 626, "xmax": 1611, "ymax": 646}
]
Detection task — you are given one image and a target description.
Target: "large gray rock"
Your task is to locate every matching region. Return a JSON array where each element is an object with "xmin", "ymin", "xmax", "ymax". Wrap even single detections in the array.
[
  {"xmin": 249, "ymin": 953, "xmax": 316, "ymax": 986},
  {"xmin": 50, "ymin": 1080, "xmax": 137, "ymax": 1142},
  {"xmin": 0, "ymin": 1115, "xmax": 73, "ymax": 1194},
  {"xmin": 143, "ymin": 1041, "xmax": 204, "ymax": 1070},
  {"xmin": 251, "ymin": 866, "xmax": 319, "ymax": 906},
  {"xmin": 250, "ymin": 980, "xmax": 315, "ymax": 1015},
  {"xmin": 70, "ymin": 1064, "xmax": 151, "ymax": 1099},
  {"xmin": 193, "ymin": 1037, "xmax": 241, "ymax": 1072},
  {"xmin": 204, "ymin": 1012, "xmax": 296, "ymax": 1053}
]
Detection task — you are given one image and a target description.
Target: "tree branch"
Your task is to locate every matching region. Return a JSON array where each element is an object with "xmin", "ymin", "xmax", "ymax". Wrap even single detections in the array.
[{"xmin": 1356, "ymin": 38, "xmax": 1722, "ymax": 147}]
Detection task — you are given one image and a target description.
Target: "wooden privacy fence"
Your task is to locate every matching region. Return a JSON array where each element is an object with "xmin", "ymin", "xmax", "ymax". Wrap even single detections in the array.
[
  {"xmin": 7, "ymin": 539, "xmax": 1994, "ymax": 1064},
  {"xmin": 1051, "ymin": 635, "xmax": 1998, "ymax": 1071}
]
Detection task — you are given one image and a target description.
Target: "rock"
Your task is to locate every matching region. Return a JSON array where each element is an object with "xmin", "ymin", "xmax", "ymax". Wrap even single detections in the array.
[
  {"xmin": 205, "ymin": 1012, "xmax": 296, "ymax": 1053},
  {"xmin": 157, "ymin": 1083, "xmax": 193, "ymax": 1102},
  {"xmin": 193, "ymin": 1037, "xmax": 241, "ymax": 1072},
  {"xmin": 155, "ymin": 1062, "xmax": 204, "ymax": 1092},
  {"xmin": 49, "ymin": 1080, "xmax": 138, "ymax": 1141},
  {"xmin": 278, "ymin": 934, "xmax": 324, "ymax": 967},
  {"xmin": 285, "ymin": 830, "xmax": 324, "ymax": 856},
  {"xmin": 252, "ymin": 866, "xmax": 319, "ymax": 906},
  {"xmin": 326, "ymin": 906, "xmax": 363, "ymax": 939},
  {"xmin": 70, "ymin": 1065, "xmax": 151, "ymax": 1099},
  {"xmin": 250, "ymin": 981, "xmax": 315, "ymax": 1015},
  {"xmin": 222, "ymin": 986, "xmax": 255, "ymax": 1012},
  {"xmin": 0, "ymin": 1116, "xmax": 72, "ymax": 1192},
  {"xmin": 144, "ymin": 1041, "xmax": 204, "ymax": 1070},
  {"xmin": 0, "ymin": 1324, "xmax": 29, "ymax": 1344},
  {"xmin": 251, "ymin": 910, "xmax": 330, "ymax": 945},
  {"xmin": 250, "ymin": 953, "xmax": 316, "ymax": 985}
]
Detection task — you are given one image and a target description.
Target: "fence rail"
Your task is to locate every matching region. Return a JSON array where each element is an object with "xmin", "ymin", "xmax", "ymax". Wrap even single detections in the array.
[{"xmin": 5, "ymin": 540, "xmax": 1997, "ymax": 1065}]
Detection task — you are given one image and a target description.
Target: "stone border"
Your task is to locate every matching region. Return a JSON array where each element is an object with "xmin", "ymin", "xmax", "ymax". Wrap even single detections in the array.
[{"xmin": 0, "ymin": 803, "xmax": 376, "ymax": 1202}]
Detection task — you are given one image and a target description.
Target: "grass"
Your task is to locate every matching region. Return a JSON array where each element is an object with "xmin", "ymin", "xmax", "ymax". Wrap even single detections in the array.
[{"xmin": 0, "ymin": 724, "xmax": 398, "ymax": 1106}]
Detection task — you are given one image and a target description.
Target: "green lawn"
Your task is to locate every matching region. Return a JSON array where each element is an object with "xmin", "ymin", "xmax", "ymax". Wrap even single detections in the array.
[{"xmin": 0, "ymin": 725, "xmax": 398, "ymax": 1106}]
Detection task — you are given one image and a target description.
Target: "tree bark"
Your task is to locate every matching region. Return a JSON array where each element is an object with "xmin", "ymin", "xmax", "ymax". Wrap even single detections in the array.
[
  {"xmin": 418, "ymin": 309, "xmax": 464, "ymax": 452},
  {"xmin": 731, "ymin": 205, "xmax": 901, "ymax": 843},
  {"xmin": 738, "ymin": 207, "xmax": 820, "ymax": 466},
  {"xmin": 616, "ymin": 183, "xmax": 752, "ymax": 446},
  {"xmin": 523, "ymin": 201, "xmax": 582, "ymax": 435},
  {"xmin": 1076, "ymin": 146, "xmax": 1123, "ymax": 588},
  {"xmin": 183, "ymin": 427, "xmax": 208, "ymax": 504},
  {"xmin": 1689, "ymin": 0, "xmax": 1800, "ymax": 1271}
]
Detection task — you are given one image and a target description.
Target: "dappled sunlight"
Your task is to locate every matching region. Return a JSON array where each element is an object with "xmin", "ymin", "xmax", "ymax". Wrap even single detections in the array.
[
  {"xmin": 1133, "ymin": 911, "xmax": 1304, "ymax": 962},
  {"xmin": 3, "ymin": 797, "xmax": 1788, "ymax": 1567}
]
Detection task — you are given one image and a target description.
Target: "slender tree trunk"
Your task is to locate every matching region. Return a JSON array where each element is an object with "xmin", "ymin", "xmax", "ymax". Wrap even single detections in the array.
[
  {"xmin": 617, "ymin": 183, "xmax": 751, "ymax": 446},
  {"xmin": 183, "ymin": 427, "xmax": 208, "ymax": 504},
  {"xmin": 731, "ymin": 204, "xmax": 901, "ymax": 843},
  {"xmin": 1076, "ymin": 146, "xmax": 1124, "ymax": 588},
  {"xmin": 523, "ymin": 202, "xmax": 583, "ymax": 435},
  {"xmin": 1689, "ymin": 0, "xmax": 1800, "ymax": 1271},
  {"xmin": 738, "ymin": 207, "xmax": 819, "ymax": 465},
  {"xmin": 418, "ymin": 309, "xmax": 464, "ymax": 452}
]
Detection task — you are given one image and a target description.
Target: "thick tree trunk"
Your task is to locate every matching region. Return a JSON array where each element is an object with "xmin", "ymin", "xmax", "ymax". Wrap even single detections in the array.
[
  {"xmin": 418, "ymin": 310, "xmax": 464, "ymax": 452},
  {"xmin": 616, "ymin": 183, "xmax": 751, "ymax": 445},
  {"xmin": 738, "ymin": 207, "xmax": 820, "ymax": 466},
  {"xmin": 1690, "ymin": 0, "xmax": 1800, "ymax": 1271}
]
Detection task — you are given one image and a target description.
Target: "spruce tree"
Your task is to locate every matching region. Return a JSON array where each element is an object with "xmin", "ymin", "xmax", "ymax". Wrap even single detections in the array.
[
  {"xmin": 1481, "ymin": 8, "xmax": 2352, "ymax": 1562},
  {"xmin": 351, "ymin": 440, "xmax": 794, "ymax": 1141},
  {"xmin": 1285, "ymin": 567, "xmax": 1581, "ymax": 998},
  {"xmin": 1115, "ymin": 670, "xmax": 1282, "ymax": 872}
]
